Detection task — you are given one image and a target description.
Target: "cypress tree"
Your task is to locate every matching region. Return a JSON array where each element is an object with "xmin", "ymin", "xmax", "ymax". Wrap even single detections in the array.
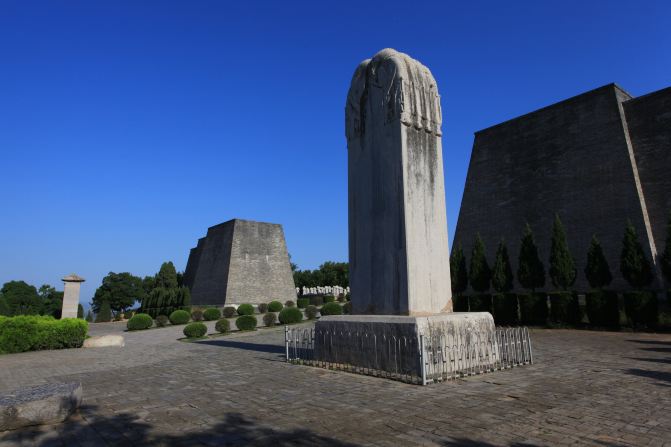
[
  {"xmin": 155, "ymin": 262, "xmax": 179, "ymax": 289},
  {"xmin": 469, "ymin": 234, "xmax": 491, "ymax": 293},
  {"xmin": 179, "ymin": 286, "xmax": 191, "ymax": 311},
  {"xmin": 660, "ymin": 212, "xmax": 671, "ymax": 285},
  {"xmin": 77, "ymin": 304, "xmax": 84, "ymax": 319},
  {"xmin": 584, "ymin": 235, "xmax": 612, "ymax": 289},
  {"xmin": 620, "ymin": 221, "xmax": 653, "ymax": 289},
  {"xmin": 85, "ymin": 309, "xmax": 93, "ymax": 322},
  {"xmin": 491, "ymin": 240, "xmax": 514, "ymax": 293},
  {"xmin": 450, "ymin": 244, "xmax": 468, "ymax": 296},
  {"xmin": 549, "ymin": 214, "xmax": 576, "ymax": 290},
  {"xmin": 95, "ymin": 300, "xmax": 112, "ymax": 323},
  {"xmin": 518, "ymin": 223, "xmax": 545, "ymax": 292}
]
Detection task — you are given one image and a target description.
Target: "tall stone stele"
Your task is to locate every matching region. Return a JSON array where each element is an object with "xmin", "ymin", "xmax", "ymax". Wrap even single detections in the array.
[
  {"xmin": 314, "ymin": 49, "xmax": 494, "ymax": 375},
  {"xmin": 61, "ymin": 274, "xmax": 85, "ymax": 319}
]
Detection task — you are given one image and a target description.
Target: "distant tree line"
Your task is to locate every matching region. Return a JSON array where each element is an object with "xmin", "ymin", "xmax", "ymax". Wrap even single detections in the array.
[
  {"xmin": 292, "ymin": 261, "xmax": 349, "ymax": 290},
  {"xmin": 0, "ymin": 281, "xmax": 83, "ymax": 318},
  {"xmin": 450, "ymin": 213, "xmax": 669, "ymax": 295}
]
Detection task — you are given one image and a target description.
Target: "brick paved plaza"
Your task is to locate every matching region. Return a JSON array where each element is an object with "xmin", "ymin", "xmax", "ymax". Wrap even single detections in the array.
[{"xmin": 1, "ymin": 322, "xmax": 670, "ymax": 446}]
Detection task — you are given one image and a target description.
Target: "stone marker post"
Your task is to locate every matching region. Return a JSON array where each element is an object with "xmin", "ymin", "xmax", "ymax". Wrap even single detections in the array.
[{"xmin": 61, "ymin": 274, "xmax": 85, "ymax": 319}]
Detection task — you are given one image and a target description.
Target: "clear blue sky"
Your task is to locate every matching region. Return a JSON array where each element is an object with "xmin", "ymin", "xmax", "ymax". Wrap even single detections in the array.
[{"xmin": 1, "ymin": 1, "xmax": 669, "ymax": 306}]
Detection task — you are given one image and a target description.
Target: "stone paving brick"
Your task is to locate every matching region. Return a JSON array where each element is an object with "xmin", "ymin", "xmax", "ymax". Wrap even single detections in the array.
[{"xmin": 0, "ymin": 323, "xmax": 670, "ymax": 445}]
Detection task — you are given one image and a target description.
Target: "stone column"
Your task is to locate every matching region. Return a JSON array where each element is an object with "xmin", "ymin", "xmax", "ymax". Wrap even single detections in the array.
[
  {"xmin": 61, "ymin": 274, "xmax": 85, "ymax": 319},
  {"xmin": 345, "ymin": 48, "xmax": 452, "ymax": 315}
]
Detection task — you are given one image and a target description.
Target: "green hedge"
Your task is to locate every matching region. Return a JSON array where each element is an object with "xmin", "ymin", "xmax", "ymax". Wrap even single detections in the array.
[
  {"xmin": 624, "ymin": 291, "xmax": 658, "ymax": 328},
  {"xmin": 0, "ymin": 316, "xmax": 88, "ymax": 354},
  {"xmin": 127, "ymin": 313, "xmax": 153, "ymax": 331},
  {"xmin": 203, "ymin": 308, "xmax": 221, "ymax": 321},
  {"xmin": 585, "ymin": 290, "xmax": 620, "ymax": 328},
  {"xmin": 215, "ymin": 318, "xmax": 230, "ymax": 333},
  {"xmin": 323, "ymin": 295, "xmax": 335, "ymax": 304},
  {"xmin": 279, "ymin": 307, "xmax": 303, "ymax": 324},
  {"xmin": 518, "ymin": 293, "xmax": 548, "ymax": 326},
  {"xmin": 452, "ymin": 295, "xmax": 469, "ymax": 312},
  {"xmin": 236, "ymin": 315, "xmax": 257, "ymax": 331},
  {"xmin": 297, "ymin": 298, "xmax": 309, "ymax": 309},
  {"xmin": 169, "ymin": 310, "xmax": 190, "ymax": 325},
  {"xmin": 183, "ymin": 322, "xmax": 207, "ymax": 338},
  {"xmin": 493, "ymin": 293, "xmax": 519, "ymax": 325},
  {"xmin": 268, "ymin": 301, "xmax": 283, "ymax": 312},
  {"xmin": 320, "ymin": 302, "xmax": 343, "ymax": 316},
  {"xmin": 469, "ymin": 294, "xmax": 493, "ymax": 313},
  {"xmin": 549, "ymin": 292, "xmax": 582, "ymax": 325},
  {"xmin": 237, "ymin": 304, "xmax": 254, "ymax": 316}
]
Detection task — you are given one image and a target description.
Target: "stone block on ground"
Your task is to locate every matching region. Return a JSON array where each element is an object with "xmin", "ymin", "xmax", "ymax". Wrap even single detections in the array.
[
  {"xmin": 0, "ymin": 382, "xmax": 82, "ymax": 431},
  {"xmin": 82, "ymin": 334, "xmax": 125, "ymax": 348}
]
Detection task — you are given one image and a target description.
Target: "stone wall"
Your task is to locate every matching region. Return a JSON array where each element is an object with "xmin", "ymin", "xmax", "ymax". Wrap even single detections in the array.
[
  {"xmin": 453, "ymin": 83, "xmax": 664, "ymax": 292},
  {"xmin": 184, "ymin": 219, "xmax": 296, "ymax": 305}
]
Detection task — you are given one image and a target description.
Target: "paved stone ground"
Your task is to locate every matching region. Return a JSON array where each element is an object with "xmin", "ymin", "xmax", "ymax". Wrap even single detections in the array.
[{"xmin": 1, "ymin": 322, "xmax": 670, "ymax": 446}]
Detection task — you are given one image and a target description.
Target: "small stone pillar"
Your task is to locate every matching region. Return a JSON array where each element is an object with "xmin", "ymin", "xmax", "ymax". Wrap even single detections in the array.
[{"xmin": 61, "ymin": 274, "xmax": 85, "ymax": 319}]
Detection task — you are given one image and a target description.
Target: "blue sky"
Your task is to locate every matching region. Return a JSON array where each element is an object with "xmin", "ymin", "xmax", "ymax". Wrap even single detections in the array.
[{"xmin": 1, "ymin": 1, "xmax": 669, "ymax": 306}]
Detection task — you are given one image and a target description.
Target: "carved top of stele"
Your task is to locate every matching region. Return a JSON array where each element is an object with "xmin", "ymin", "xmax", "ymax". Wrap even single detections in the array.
[
  {"xmin": 62, "ymin": 273, "xmax": 85, "ymax": 283},
  {"xmin": 345, "ymin": 48, "xmax": 442, "ymax": 141}
]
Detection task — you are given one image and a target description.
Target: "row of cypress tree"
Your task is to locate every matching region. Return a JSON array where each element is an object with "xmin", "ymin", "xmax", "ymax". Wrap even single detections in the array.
[
  {"xmin": 139, "ymin": 262, "xmax": 191, "ymax": 318},
  {"xmin": 451, "ymin": 213, "xmax": 671, "ymax": 294}
]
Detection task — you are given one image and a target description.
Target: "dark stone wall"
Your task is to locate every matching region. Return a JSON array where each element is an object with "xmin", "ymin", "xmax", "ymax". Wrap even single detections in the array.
[
  {"xmin": 183, "ymin": 219, "xmax": 296, "ymax": 305},
  {"xmin": 453, "ymin": 84, "xmax": 655, "ymax": 292},
  {"xmin": 624, "ymin": 87, "xmax": 671, "ymax": 279}
]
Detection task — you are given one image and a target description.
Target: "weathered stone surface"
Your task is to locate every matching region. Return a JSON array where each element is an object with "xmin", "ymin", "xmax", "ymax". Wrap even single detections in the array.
[
  {"xmin": 82, "ymin": 335, "xmax": 125, "ymax": 348},
  {"xmin": 454, "ymin": 83, "xmax": 670, "ymax": 292},
  {"xmin": 61, "ymin": 274, "xmax": 84, "ymax": 319},
  {"xmin": 346, "ymin": 48, "xmax": 452, "ymax": 315},
  {"xmin": 0, "ymin": 383, "xmax": 82, "ymax": 431},
  {"xmin": 183, "ymin": 219, "xmax": 296, "ymax": 306},
  {"xmin": 314, "ymin": 313, "xmax": 495, "ymax": 375}
]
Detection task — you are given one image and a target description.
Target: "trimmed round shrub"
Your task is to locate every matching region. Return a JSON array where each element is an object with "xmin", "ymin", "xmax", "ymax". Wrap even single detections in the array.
[
  {"xmin": 183, "ymin": 322, "xmax": 207, "ymax": 338},
  {"xmin": 310, "ymin": 296, "xmax": 324, "ymax": 306},
  {"xmin": 191, "ymin": 310, "xmax": 204, "ymax": 321},
  {"xmin": 320, "ymin": 302, "xmax": 343, "ymax": 316},
  {"xmin": 263, "ymin": 312, "xmax": 277, "ymax": 327},
  {"xmin": 257, "ymin": 303, "xmax": 268, "ymax": 314},
  {"xmin": 127, "ymin": 313, "xmax": 153, "ymax": 331},
  {"xmin": 169, "ymin": 309, "xmax": 190, "ymax": 325},
  {"xmin": 155, "ymin": 315, "xmax": 169, "ymax": 327},
  {"xmin": 323, "ymin": 295, "xmax": 335, "ymax": 304},
  {"xmin": 215, "ymin": 318, "xmax": 230, "ymax": 334},
  {"xmin": 268, "ymin": 300, "xmax": 283, "ymax": 312},
  {"xmin": 285, "ymin": 300, "xmax": 295, "ymax": 308},
  {"xmin": 223, "ymin": 306, "xmax": 237, "ymax": 318},
  {"xmin": 297, "ymin": 298, "xmax": 309, "ymax": 309},
  {"xmin": 343, "ymin": 302, "xmax": 352, "ymax": 315},
  {"xmin": 236, "ymin": 315, "xmax": 257, "ymax": 331},
  {"xmin": 203, "ymin": 308, "xmax": 221, "ymax": 321},
  {"xmin": 279, "ymin": 307, "xmax": 303, "ymax": 324},
  {"xmin": 305, "ymin": 305, "xmax": 318, "ymax": 320},
  {"xmin": 237, "ymin": 303, "xmax": 254, "ymax": 316}
]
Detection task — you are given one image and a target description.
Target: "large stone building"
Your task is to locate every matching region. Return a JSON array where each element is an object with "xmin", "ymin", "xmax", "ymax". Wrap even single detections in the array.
[
  {"xmin": 453, "ymin": 84, "xmax": 671, "ymax": 292},
  {"xmin": 183, "ymin": 219, "xmax": 296, "ymax": 305}
]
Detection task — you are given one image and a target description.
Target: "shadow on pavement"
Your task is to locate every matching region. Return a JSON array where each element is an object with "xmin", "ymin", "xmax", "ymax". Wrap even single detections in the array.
[
  {"xmin": 625, "ymin": 368, "xmax": 671, "ymax": 387},
  {"xmin": 195, "ymin": 338, "xmax": 286, "ymax": 355}
]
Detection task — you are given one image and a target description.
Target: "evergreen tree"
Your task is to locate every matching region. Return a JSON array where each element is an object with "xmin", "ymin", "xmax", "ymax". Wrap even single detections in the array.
[
  {"xmin": 85, "ymin": 309, "xmax": 93, "ymax": 322},
  {"xmin": 584, "ymin": 235, "xmax": 612, "ymax": 289},
  {"xmin": 95, "ymin": 300, "xmax": 112, "ymax": 323},
  {"xmin": 179, "ymin": 286, "xmax": 191, "ymax": 310},
  {"xmin": 469, "ymin": 234, "xmax": 491, "ymax": 293},
  {"xmin": 660, "ymin": 212, "xmax": 671, "ymax": 285},
  {"xmin": 517, "ymin": 224, "xmax": 545, "ymax": 292},
  {"xmin": 620, "ymin": 222, "xmax": 653, "ymax": 289},
  {"xmin": 549, "ymin": 214, "xmax": 577, "ymax": 290},
  {"xmin": 77, "ymin": 304, "xmax": 84, "ymax": 319},
  {"xmin": 155, "ymin": 262, "xmax": 179, "ymax": 289},
  {"xmin": 491, "ymin": 240, "xmax": 514, "ymax": 293},
  {"xmin": 450, "ymin": 244, "xmax": 468, "ymax": 296},
  {"xmin": 1, "ymin": 281, "xmax": 42, "ymax": 315},
  {"xmin": 0, "ymin": 293, "xmax": 9, "ymax": 316}
]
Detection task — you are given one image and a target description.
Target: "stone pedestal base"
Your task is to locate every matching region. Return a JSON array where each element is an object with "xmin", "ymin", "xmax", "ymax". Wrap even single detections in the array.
[{"xmin": 314, "ymin": 313, "xmax": 495, "ymax": 377}]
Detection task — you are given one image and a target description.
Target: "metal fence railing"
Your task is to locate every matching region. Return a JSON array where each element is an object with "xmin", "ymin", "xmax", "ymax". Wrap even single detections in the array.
[{"xmin": 285, "ymin": 326, "xmax": 533, "ymax": 385}]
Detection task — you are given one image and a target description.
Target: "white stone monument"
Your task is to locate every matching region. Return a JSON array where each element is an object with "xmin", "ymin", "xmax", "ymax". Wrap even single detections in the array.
[
  {"xmin": 315, "ymin": 49, "xmax": 494, "ymax": 374},
  {"xmin": 61, "ymin": 274, "xmax": 85, "ymax": 319}
]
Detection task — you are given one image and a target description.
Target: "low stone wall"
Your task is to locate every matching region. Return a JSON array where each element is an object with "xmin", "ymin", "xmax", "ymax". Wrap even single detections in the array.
[{"xmin": 0, "ymin": 382, "xmax": 82, "ymax": 431}]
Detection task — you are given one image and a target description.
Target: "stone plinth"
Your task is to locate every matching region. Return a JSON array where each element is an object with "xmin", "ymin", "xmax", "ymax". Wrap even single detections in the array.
[
  {"xmin": 346, "ymin": 48, "xmax": 452, "ymax": 315},
  {"xmin": 61, "ymin": 274, "xmax": 85, "ymax": 319},
  {"xmin": 314, "ymin": 313, "xmax": 495, "ymax": 376},
  {"xmin": 0, "ymin": 382, "xmax": 82, "ymax": 431}
]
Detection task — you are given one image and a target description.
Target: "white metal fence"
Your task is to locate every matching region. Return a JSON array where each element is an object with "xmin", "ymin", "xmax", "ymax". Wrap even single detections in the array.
[{"xmin": 285, "ymin": 326, "xmax": 533, "ymax": 385}]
